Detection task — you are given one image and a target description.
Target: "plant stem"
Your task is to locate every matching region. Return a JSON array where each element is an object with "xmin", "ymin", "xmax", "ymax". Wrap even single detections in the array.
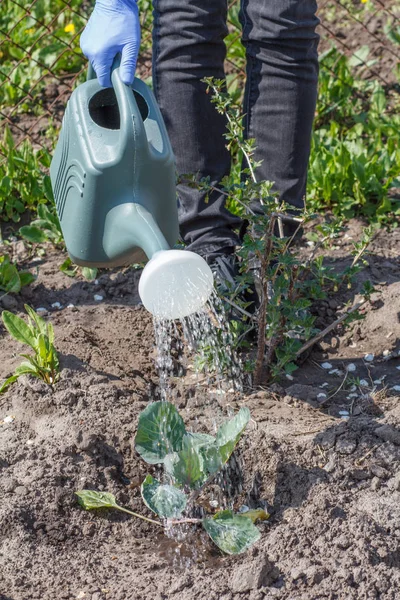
[
  {"xmin": 116, "ymin": 505, "xmax": 163, "ymax": 527},
  {"xmin": 187, "ymin": 471, "xmax": 221, "ymax": 507},
  {"xmin": 253, "ymin": 216, "xmax": 276, "ymax": 386},
  {"xmin": 167, "ymin": 518, "xmax": 202, "ymax": 525}
]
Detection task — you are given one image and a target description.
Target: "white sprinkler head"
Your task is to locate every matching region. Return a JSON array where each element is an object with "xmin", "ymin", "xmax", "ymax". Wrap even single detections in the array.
[{"xmin": 138, "ymin": 249, "xmax": 214, "ymax": 320}]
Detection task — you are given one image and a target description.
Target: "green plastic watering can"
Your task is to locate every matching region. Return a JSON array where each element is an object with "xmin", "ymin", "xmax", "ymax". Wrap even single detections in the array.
[{"xmin": 50, "ymin": 62, "xmax": 213, "ymax": 320}]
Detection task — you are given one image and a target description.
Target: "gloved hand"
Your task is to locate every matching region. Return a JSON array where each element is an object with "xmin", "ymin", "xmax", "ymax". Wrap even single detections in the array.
[{"xmin": 80, "ymin": 0, "xmax": 140, "ymax": 88}]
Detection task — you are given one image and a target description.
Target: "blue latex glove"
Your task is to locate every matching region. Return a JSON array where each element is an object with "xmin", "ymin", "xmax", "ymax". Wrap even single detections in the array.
[{"xmin": 80, "ymin": 0, "xmax": 140, "ymax": 88}]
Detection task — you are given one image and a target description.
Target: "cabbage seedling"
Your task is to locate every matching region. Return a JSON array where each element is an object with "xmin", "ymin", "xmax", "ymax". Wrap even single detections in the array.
[{"xmin": 77, "ymin": 402, "xmax": 268, "ymax": 555}]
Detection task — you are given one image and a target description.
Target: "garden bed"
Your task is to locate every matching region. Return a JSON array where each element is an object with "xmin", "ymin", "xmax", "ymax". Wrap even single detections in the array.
[{"xmin": 1, "ymin": 219, "xmax": 400, "ymax": 600}]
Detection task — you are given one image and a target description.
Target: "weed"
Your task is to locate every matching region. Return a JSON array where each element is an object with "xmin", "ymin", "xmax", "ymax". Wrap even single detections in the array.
[
  {"xmin": 77, "ymin": 401, "xmax": 268, "ymax": 555},
  {"xmin": 0, "ymin": 255, "xmax": 35, "ymax": 294},
  {"xmin": 0, "ymin": 304, "xmax": 59, "ymax": 392},
  {"xmin": 0, "ymin": 128, "xmax": 52, "ymax": 223}
]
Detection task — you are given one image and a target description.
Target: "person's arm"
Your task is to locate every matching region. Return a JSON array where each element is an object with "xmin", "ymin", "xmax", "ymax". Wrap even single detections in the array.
[{"xmin": 80, "ymin": 0, "xmax": 141, "ymax": 88}]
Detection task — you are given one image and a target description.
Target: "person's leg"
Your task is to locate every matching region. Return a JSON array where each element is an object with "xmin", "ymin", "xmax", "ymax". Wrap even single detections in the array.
[
  {"xmin": 240, "ymin": 0, "xmax": 319, "ymax": 220},
  {"xmin": 152, "ymin": 0, "xmax": 241, "ymax": 259}
]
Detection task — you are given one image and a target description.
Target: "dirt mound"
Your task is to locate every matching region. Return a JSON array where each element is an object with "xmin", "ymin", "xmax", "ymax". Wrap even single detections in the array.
[{"xmin": 1, "ymin": 220, "xmax": 400, "ymax": 599}]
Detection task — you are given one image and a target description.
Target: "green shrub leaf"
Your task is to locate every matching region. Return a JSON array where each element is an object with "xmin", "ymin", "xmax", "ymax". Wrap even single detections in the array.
[
  {"xmin": 134, "ymin": 401, "xmax": 186, "ymax": 464},
  {"xmin": 2, "ymin": 310, "xmax": 36, "ymax": 349},
  {"xmin": 141, "ymin": 474, "xmax": 187, "ymax": 518},
  {"xmin": 203, "ymin": 509, "xmax": 260, "ymax": 555},
  {"xmin": 216, "ymin": 407, "xmax": 250, "ymax": 464},
  {"xmin": 75, "ymin": 490, "xmax": 118, "ymax": 510}
]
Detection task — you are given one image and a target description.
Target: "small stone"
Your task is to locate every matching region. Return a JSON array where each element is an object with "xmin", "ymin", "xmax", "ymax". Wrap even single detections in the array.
[
  {"xmin": 384, "ymin": 350, "xmax": 391, "ymax": 357},
  {"xmin": 359, "ymin": 379, "xmax": 369, "ymax": 387},
  {"xmin": 94, "ymin": 295, "xmax": 104, "ymax": 302},
  {"xmin": 364, "ymin": 354, "xmax": 374, "ymax": 362},
  {"xmin": 346, "ymin": 363, "xmax": 357, "ymax": 372},
  {"xmin": 388, "ymin": 472, "xmax": 400, "ymax": 491},
  {"xmin": 323, "ymin": 456, "xmax": 336, "ymax": 473},
  {"xmin": 375, "ymin": 425, "xmax": 400, "ymax": 446},
  {"xmin": 321, "ymin": 362, "xmax": 333, "ymax": 370},
  {"xmin": 329, "ymin": 369, "xmax": 343, "ymax": 376},
  {"xmin": 67, "ymin": 304, "xmax": 75, "ymax": 308},
  {"xmin": 336, "ymin": 436, "xmax": 357, "ymax": 455},
  {"xmin": 94, "ymin": 279, "xmax": 99, "ymax": 285},
  {"xmin": 370, "ymin": 463, "xmax": 390, "ymax": 479},
  {"xmin": 230, "ymin": 556, "xmax": 279, "ymax": 592},
  {"xmin": 209, "ymin": 500, "xmax": 219, "ymax": 508},
  {"xmin": 347, "ymin": 393, "xmax": 358, "ymax": 399},
  {"xmin": 51, "ymin": 302, "xmax": 62, "ymax": 309},
  {"xmin": 3, "ymin": 415, "xmax": 15, "ymax": 424},
  {"xmin": 0, "ymin": 295, "xmax": 19, "ymax": 310},
  {"xmin": 371, "ymin": 477, "xmax": 381, "ymax": 491},
  {"xmin": 373, "ymin": 380, "xmax": 382, "ymax": 385},
  {"xmin": 338, "ymin": 410, "xmax": 349, "ymax": 417},
  {"xmin": 36, "ymin": 307, "xmax": 48, "ymax": 316},
  {"xmin": 320, "ymin": 383, "xmax": 329, "ymax": 388},
  {"xmin": 285, "ymin": 374, "xmax": 294, "ymax": 381},
  {"xmin": 392, "ymin": 386, "xmax": 400, "ymax": 392},
  {"xmin": 396, "ymin": 366, "xmax": 400, "ymax": 371},
  {"xmin": 317, "ymin": 393, "xmax": 327, "ymax": 400},
  {"xmin": 14, "ymin": 486, "xmax": 28, "ymax": 496}
]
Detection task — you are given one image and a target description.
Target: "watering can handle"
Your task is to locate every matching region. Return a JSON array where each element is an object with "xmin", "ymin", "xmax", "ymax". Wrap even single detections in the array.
[{"xmin": 87, "ymin": 58, "xmax": 148, "ymax": 159}]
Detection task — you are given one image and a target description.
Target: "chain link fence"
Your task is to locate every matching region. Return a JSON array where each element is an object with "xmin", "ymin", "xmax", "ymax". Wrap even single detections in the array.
[{"xmin": 0, "ymin": 0, "xmax": 399, "ymax": 159}]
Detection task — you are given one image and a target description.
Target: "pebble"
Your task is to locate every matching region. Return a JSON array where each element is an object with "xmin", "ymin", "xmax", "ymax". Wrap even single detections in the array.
[
  {"xmin": 396, "ymin": 366, "xmax": 400, "ymax": 371},
  {"xmin": 51, "ymin": 302, "xmax": 62, "ymax": 309},
  {"xmin": 321, "ymin": 362, "xmax": 333, "ymax": 370},
  {"xmin": 14, "ymin": 485, "xmax": 28, "ymax": 496},
  {"xmin": 285, "ymin": 374, "xmax": 294, "ymax": 381},
  {"xmin": 346, "ymin": 363, "xmax": 357, "ymax": 372},
  {"xmin": 3, "ymin": 415, "xmax": 15, "ymax": 424},
  {"xmin": 317, "ymin": 393, "xmax": 327, "ymax": 400},
  {"xmin": 347, "ymin": 393, "xmax": 358, "ymax": 399},
  {"xmin": 392, "ymin": 386, "xmax": 400, "ymax": 392},
  {"xmin": 67, "ymin": 304, "xmax": 75, "ymax": 308},
  {"xmin": 329, "ymin": 369, "xmax": 343, "ymax": 376},
  {"xmin": 359, "ymin": 379, "xmax": 369, "ymax": 387},
  {"xmin": 364, "ymin": 354, "xmax": 374, "ymax": 362},
  {"xmin": 93, "ymin": 295, "xmax": 104, "ymax": 302},
  {"xmin": 36, "ymin": 307, "xmax": 48, "ymax": 316},
  {"xmin": 320, "ymin": 382, "xmax": 329, "ymax": 388},
  {"xmin": 373, "ymin": 379, "xmax": 382, "ymax": 385},
  {"xmin": 338, "ymin": 410, "xmax": 350, "ymax": 417}
]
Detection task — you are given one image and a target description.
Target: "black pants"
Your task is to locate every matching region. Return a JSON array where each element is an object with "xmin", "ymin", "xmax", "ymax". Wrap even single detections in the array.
[{"xmin": 152, "ymin": 0, "xmax": 320, "ymax": 257}]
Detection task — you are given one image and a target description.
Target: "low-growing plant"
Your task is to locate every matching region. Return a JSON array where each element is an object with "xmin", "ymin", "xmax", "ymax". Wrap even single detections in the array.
[
  {"xmin": 77, "ymin": 401, "xmax": 268, "ymax": 555},
  {"xmin": 0, "ymin": 304, "xmax": 60, "ymax": 392},
  {"xmin": 309, "ymin": 47, "xmax": 400, "ymax": 221},
  {"xmin": 0, "ymin": 254, "xmax": 35, "ymax": 294},
  {"xmin": 0, "ymin": 128, "xmax": 52, "ymax": 223}
]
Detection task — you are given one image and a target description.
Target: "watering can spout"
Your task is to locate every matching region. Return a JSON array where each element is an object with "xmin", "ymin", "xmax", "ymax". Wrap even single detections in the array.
[
  {"xmin": 103, "ymin": 203, "xmax": 214, "ymax": 321},
  {"xmin": 103, "ymin": 203, "xmax": 171, "ymax": 262}
]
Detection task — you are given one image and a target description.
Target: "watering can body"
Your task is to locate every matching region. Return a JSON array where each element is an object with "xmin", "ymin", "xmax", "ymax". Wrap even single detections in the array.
[{"xmin": 50, "ymin": 65, "xmax": 179, "ymax": 268}]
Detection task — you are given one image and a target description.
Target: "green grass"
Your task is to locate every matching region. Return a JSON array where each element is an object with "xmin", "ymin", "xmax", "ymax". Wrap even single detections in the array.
[{"xmin": 0, "ymin": 0, "xmax": 399, "ymax": 227}]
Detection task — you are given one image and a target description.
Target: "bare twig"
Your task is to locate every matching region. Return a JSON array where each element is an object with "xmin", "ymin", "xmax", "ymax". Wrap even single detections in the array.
[{"xmin": 296, "ymin": 299, "xmax": 367, "ymax": 358}]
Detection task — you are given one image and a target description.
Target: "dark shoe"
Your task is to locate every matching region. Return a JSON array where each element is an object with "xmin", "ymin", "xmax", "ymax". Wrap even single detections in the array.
[{"xmin": 207, "ymin": 250, "xmax": 259, "ymax": 321}]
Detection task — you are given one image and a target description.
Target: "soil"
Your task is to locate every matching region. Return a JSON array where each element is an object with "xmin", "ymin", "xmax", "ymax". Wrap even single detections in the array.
[{"xmin": 1, "ymin": 220, "xmax": 400, "ymax": 600}]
